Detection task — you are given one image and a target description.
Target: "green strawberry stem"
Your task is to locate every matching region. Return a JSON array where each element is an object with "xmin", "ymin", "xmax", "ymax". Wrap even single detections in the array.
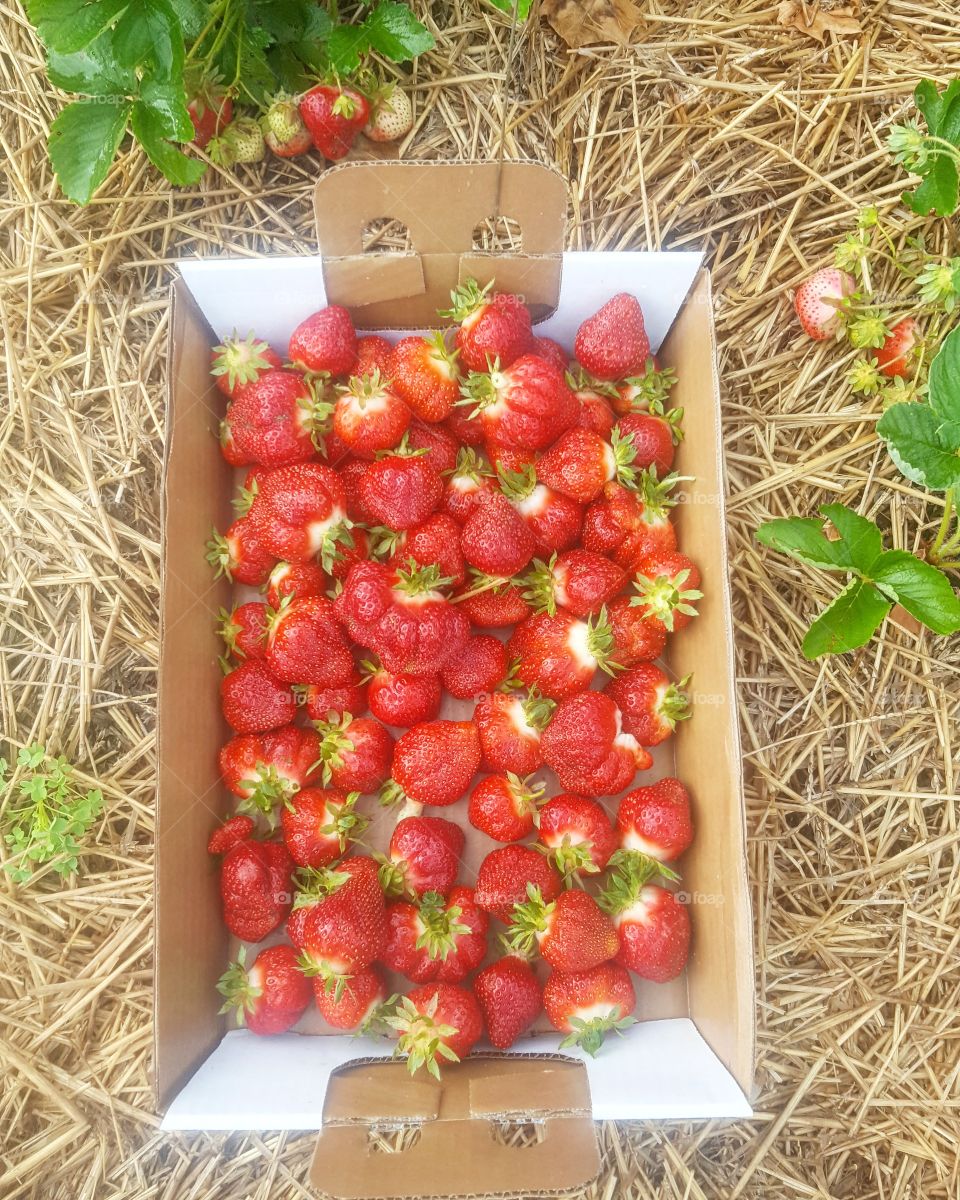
[
  {"xmin": 586, "ymin": 607, "xmax": 622, "ymax": 676},
  {"xmin": 502, "ymin": 882, "xmax": 552, "ymax": 958},
  {"xmin": 394, "ymin": 558, "xmax": 454, "ymax": 595},
  {"xmin": 520, "ymin": 555, "xmax": 558, "ymax": 616},
  {"xmin": 415, "ymin": 892, "xmax": 470, "ymax": 961},
  {"xmin": 630, "ymin": 568, "xmax": 703, "ymax": 632},
  {"xmin": 217, "ymin": 948, "xmax": 261, "ymax": 1023},
  {"xmin": 384, "ymin": 994, "xmax": 460, "ymax": 1080},
  {"xmin": 310, "ymin": 714, "xmax": 357, "ymax": 786},
  {"xmin": 439, "ymin": 277, "xmax": 492, "ymax": 323},
  {"xmin": 559, "ymin": 1013, "xmax": 636, "ymax": 1057},
  {"xmin": 546, "ymin": 836, "xmax": 602, "ymax": 883}
]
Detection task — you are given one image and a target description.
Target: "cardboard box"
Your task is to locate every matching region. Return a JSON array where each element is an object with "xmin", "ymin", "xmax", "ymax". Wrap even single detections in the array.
[{"xmin": 155, "ymin": 162, "xmax": 754, "ymax": 1193}]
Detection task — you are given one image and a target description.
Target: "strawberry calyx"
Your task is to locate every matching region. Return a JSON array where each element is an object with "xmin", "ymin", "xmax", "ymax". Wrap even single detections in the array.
[
  {"xmin": 232, "ymin": 476, "xmax": 259, "ymax": 515},
  {"xmin": 630, "ymin": 569, "xmax": 703, "ymax": 631},
  {"xmin": 497, "ymin": 657, "xmax": 525, "ymax": 693},
  {"xmin": 375, "ymin": 432, "xmax": 430, "ymax": 460},
  {"xmin": 497, "ymin": 463, "xmax": 537, "ymax": 503},
  {"xmin": 609, "ymin": 427, "xmax": 639, "ymax": 489},
  {"xmin": 318, "ymin": 791, "xmax": 369, "ymax": 852},
  {"xmin": 205, "ymin": 529, "xmax": 234, "ymax": 580},
  {"xmin": 236, "ymin": 762, "xmax": 299, "ymax": 826},
  {"xmin": 658, "ymin": 675, "xmax": 692, "ymax": 730},
  {"xmin": 319, "ymin": 518, "xmax": 356, "ymax": 574},
  {"xmin": 559, "ymin": 1011, "xmax": 636, "ymax": 1057},
  {"xmin": 217, "ymin": 606, "xmax": 243, "ymax": 655},
  {"xmin": 216, "ymin": 947, "xmax": 260, "ymax": 1021},
  {"xmin": 374, "ymin": 851, "xmax": 413, "ymax": 899},
  {"xmin": 292, "ymin": 863, "xmax": 353, "ymax": 906},
  {"xmin": 332, "ymin": 90, "xmax": 361, "ymax": 121},
  {"xmin": 503, "ymin": 882, "xmax": 553, "ymax": 957},
  {"xmin": 598, "ymin": 851, "xmax": 678, "ymax": 916},
  {"xmin": 379, "ymin": 778, "xmax": 410, "ymax": 808},
  {"xmin": 621, "ymin": 359, "xmax": 677, "ymax": 410},
  {"xmin": 425, "ymin": 329, "xmax": 460, "ymax": 372},
  {"xmin": 415, "ymin": 892, "xmax": 470, "ymax": 961},
  {"xmin": 297, "ymin": 951, "xmax": 352, "ymax": 1001},
  {"xmin": 211, "ymin": 330, "xmax": 276, "ymax": 393},
  {"xmin": 367, "ymin": 525, "xmax": 404, "ymax": 559},
  {"xmin": 506, "ymin": 771, "xmax": 546, "ymax": 819},
  {"xmin": 585, "ymin": 607, "xmax": 622, "ymax": 676},
  {"xmin": 521, "ymin": 688, "xmax": 555, "ymax": 732},
  {"xmin": 393, "ymin": 558, "xmax": 454, "ymax": 596},
  {"xmin": 541, "ymin": 835, "xmax": 602, "ymax": 883},
  {"xmin": 264, "ymin": 592, "xmax": 294, "ymax": 636},
  {"xmin": 338, "ymin": 367, "xmax": 395, "ymax": 404},
  {"xmin": 450, "ymin": 568, "xmax": 516, "ymax": 603},
  {"xmin": 444, "ymin": 445, "xmax": 491, "ymax": 483},
  {"xmin": 310, "ymin": 713, "xmax": 357, "ymax": 785},
  {"xmin": 637, "ymin": 467, "xmax": 684, "ymax": 520},
  {"xmin": 385, "ymin": 993, "xmax": 461, "ymax": 1079},
  {"xmin": 440, "ymin": 276, "xmax": 493, "ymax": 323},
  {"xmin": 565, "ymin": 365, "xmax": 619, "ymax": 399}
]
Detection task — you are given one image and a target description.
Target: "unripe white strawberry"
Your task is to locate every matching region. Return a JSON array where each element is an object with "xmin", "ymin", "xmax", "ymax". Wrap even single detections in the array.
[
  {"xmin": 228, "ymin": 116, "xmax": 266, "ymax": 163},
  {"xmin": 261, "ymin": 95, "xmax": 312, "ymax": 157},
  {"xmin": 363, "ymin": 85, "xmax": 413, "ymax": 143}
]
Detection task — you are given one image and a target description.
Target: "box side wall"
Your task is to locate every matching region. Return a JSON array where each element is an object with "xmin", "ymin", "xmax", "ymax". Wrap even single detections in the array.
[
  {"xmin": 662, "ymin": 271, "xmax": 755, "ymax": 1097},
  {"xmin": 154, "ymin": 282, "xmax": 233, "ymax": 1109}
]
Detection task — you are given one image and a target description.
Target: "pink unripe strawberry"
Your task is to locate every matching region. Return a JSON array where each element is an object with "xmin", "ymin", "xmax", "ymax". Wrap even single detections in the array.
[{"xmin": 794, "ymin": 268, "xmax": 855, "ymax": 340}]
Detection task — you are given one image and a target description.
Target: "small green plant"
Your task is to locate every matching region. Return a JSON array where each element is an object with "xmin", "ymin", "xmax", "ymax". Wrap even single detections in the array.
[
  {"xmin": 2, "ymin": 745, "xmax": 103, "ymax": 883},
  {"xmin": 887, "ymin": 79, "xmax": 960, "ymax": 218}
]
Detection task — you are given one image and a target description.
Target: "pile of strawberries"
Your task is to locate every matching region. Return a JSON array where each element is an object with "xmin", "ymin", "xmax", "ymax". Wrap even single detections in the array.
[{"xmin": 207, "ymin": 282, "xmax": 702, "ymax": 1077}]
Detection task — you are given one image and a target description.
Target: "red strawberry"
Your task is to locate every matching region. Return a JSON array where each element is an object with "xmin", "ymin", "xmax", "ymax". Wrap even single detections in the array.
[
  {"xmin": 288, "ymin": 304, "xmax": 357, "ymax": 375},
  {"xmin": 497, "ymin": 464, "xmax": 583, "ymax": 556},
  {"xmin": 211, "ymin": 330, "xmax": 280, "ymax": 397},
  {"xmin": 380, "ymin": 814, "xmax": 465, "ymax": 899},
  {"xmin": 221, "ymin": 659, "xmax": 296, "ymax": 734},
  {"xmin": 537, "ymin": 427, "xmax": 637, "ymax": 504},
  {"xmin": 206, "ymin": 513, "xmax": 275, "ymax": 586},
  {"xmin": 226, "ymin": 369, "xmax": 324, "ymax": 468},
  {"xmin": 543, "ymin": 962, "xmax": 636, "ymax": 1053},
  {"xmin": 207, "ymin": 813, "xmax": 255, "ymax": 856},
  {"xmin": 281, "ymin": 787, "xmax": 368, "ymax": 868},
  {"xmin": 389, "ymin": 334, "xmax": 461, "ymax": 423},
  {"xmin": 440, "ymin": 447, "xmax": 497, "ymax": 523},
  {"xmin": 617, "ymin": 777, "xmax": 693, "ymax": 862},
  {"xmin": 604, "ymin": 664, "xmax": 690, "ymax": 747},
  {"xmin": 300, "ymin": 85, "xmax": 370, "ymax": 161},
  {"xmin": 876, "ymin": 316, "xmax": 920, "ymax": 378},
  {"xmin": 574, "ymin": 294, "xmax": 650, "ymax": 381},
  {"xmin": 472, "ymin": 689, "xmax": 555, "ymax": 776},
  {"xmin": 538, "ymin": 793, "xmax": 618, "ymax": 879},
  {"xmin": 386, "ymin": 983, "xmax": 484, "ymax": 1077},
  {"xmin": 576, "ymin": 389, "xmax": 617, "ymax": 439},
  {"xmin": 321, "ymin": 427, "xmax": 352, "ymax": 467},
  {"xmin": 600, "ymin": 855, "xmax": 690, "ymax": 982},
  {"xmin": 328, "ymin": 526, "xmax": 371, "ymax": 581},
  {"xmin": 584, "ymin": 473, "xmax": 680, "ymax": 572},
  {"xmin": 339, "ymin": 457, "xmax": 375, "ymax": 523},
  {"xmin": 217, "ymin": 945, "xmax": 310, "ymax": 1036},
  {"xmin": 460, "ymin": 491, "xmax": 536, "ymax": 576},
  {"xmin": 383, "ymin": 513, "xmax": 466, "ymax": 588},
  {"xmin": 445, "ymin": 280, "xmax": 533, "ymax": 373},
  {"xmin": 473, "ymin": 954, "xmax": 542, "ymax": 1049},
  {"xmin": 474, "ymin": 844, "xmax": 562, "ymax": 923},
  {"xmin": 385, "ymin": 720, "xmax": 481, "ymax": 807},
  {"xmin": 607, "ymin": 594, "xmax": 667, "ymax": 667},
  {"xmin": 509, "ymin": 607, "xmax": 620, "ymax": 700},
  {"xmin": 522, "ymin": 549, "xmax": 626, "ymax": 618},
  {"xmin": 613, "ymin": 358, "xmax": 676, "ymax": 416},
  {"xmin": 358, "ymin": 445, "xmax": 443, "ymax": 530},
  {"xmin": 406, "ymin": 419, "xmax": 459, "ymax": 474},
  {"xmin": 296, "ymin": 856, "xmax": 387, "ymax": 989},
  {"xmin": 266, "ymin": 560, "xmax": 328, "ymax": 609},
  {"xmin": 315, "ymin": 964, "xmax": 386, "ymax": 1029},
  {"xmin": 454, "ymin": 576, "xmax": 531, "ymax": 627},
  {"xmin": 219, "ymin": 724, "xmax": 322, "ymax": 820},
  {"xmin": 363, "ymin": 658, "xmax": 442, "ymax": 727},
  {"xmin": 468, "ymin": 772, "xmax": 545, "ymax": 843},
  {"xmin": 615, "ymin": 408, "xmax": 683, "ymax": 478},
  {"xmin": 485, "ymin": 441, "xmax": 537, "ymax": 477},
  {"xmin": 540, "ymin": 691, "xmax": 652, "ymax": 797},
  {"xmin": 312, "ymin": 713, "xmax": 394, "ymax": 793},
  {"xmin": 187, "ymin": 71, "xmax": 233, "ymax": 148},
  {"xmin": 532, "ymin": 336, "xmax": 569, "ymax": 373},
  {"xmin": 384, "ymin": 887, "xmax": 488, "ymax": 983},
  {"xmin": 460, "ymin": 355, "xmax": 577, "ymax": 450},
  {"xmin": 334, "ymin": 370, "xmax": 411, "ymax": 458},
  {"xmin": 265, "ymin": 596, "xmax": 355, "ymax": 687},
  {"xmin": 301, "ymin": 673, "xmax": 369, "ymax": 723},
  {"xmin": 248, "ymin": 462, "xmax": 349, "ymax": 566},
  {"xmin": 443, "ymin": 404, "xmax": 485, "ymax": 447},
  {"xmin": 355, "ymin": 335, "xmax": 394, "ymax": 378},
  {"xmin": 210, "ymin": 827, "xmax": 294, "ymax": 942},
  {"xmin": 794, "ymin": 267, "xmax": 855, "ymax": 340},
  {"xmin": 629, "ymin": 548, "xmax": 702, "ymax": 634},
  {"xmin": 506, "ymin": 886, "xmax": 618, "ymax": 972},
  {"xmin": 440, "ymin": 634, "xmax": 508, "ymax": 699},
  {"xmin": 218, "ymin": 602, "xmax": 269, "ymax": 662}
]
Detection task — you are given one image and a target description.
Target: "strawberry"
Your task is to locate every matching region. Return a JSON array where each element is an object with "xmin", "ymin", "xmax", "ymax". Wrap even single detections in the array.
[
  {"xmin": 355, "ymin": 335, "xmax": 394, "ymax": 378},
  {"xmin": 221, "ymin": 659, "xmax": 296, "ymax": 734},
  {"xmin": 615, "ymin": 408, "xmax": 683, "ymax": 478},
  {"xmin": 794, "ymin": 267, "xmax": 856, "ymax": 340},
  {"xmin": 406, "ymin": 420, "xmax": 459, "ymax": 473},
  {"xmin": 211, "ymin": 331, "xmax": 281, "ymax": 398},
  {"xmin": 440, "ymin": 634, "xmax": 508, "ymax": 699},
  {"xmin": 380, "ymin": 814, "xmax": 465, "ymax": 899},
  {"xmin": 576, "ymin": 389, "xmax": 617, "ymax": 440},
  {"xmin": 281, "ymin": 787, "xmax": 368, "ymax": 868},
  {"xmin": 210, "ymin": 826, "xmax": 294, "ymax": 942},
  {"xmin": 599, "ymin": 855, "xmax": 690, "ymax": 982},
  {"xmin": 339, "ymin": 458, "xmax": 376, "ymax": 522},
  {"xmin": 209, "ymin": 116, "xmax": 265, "ymax": 166},
  {"xmin": 300, "ymin": 673, "xmax": 368, "ymax": 723},
  {"xmin": 386, "ymin": 983, "xmax": 484, "ymax": 1077},
  {"xmin": 357, "ymin": 443, "xmax": 443, "ymax": 530},
  {"xmin": 296, "ymin": 856, "xmax": 387, "ymax": 989},
  {"xmin": 186, "ymin": 70, "xmax": 233, "ymax": 148},
  {"xmin": 265, "ymin": 596, "xmax": 355, "ymax": 687},
  {"xmin": 460, "ymin": 491, "xmax": 536, "ymax": 576},
  {"xmin": 362, "ymin": 83, "xmax": 413, "ymax": 142},
  {"xmin": 315, "ymin": 964, "xmax": 386, "ymax": 1029},
  {"xmin": 218, "ymin": 602, "xmax": 269, "ymax": 662},
  {"xmin": 613, "ymin": 358, "xmax": 676, "ymax": 416},
  {"xmin": 389, "ymin": 334, "xmax": 460, "ymax": 423},
  {"xmin": 468, "ymin": 772, "xmax": 545, "ymax": 843},
  {"xmin": 460, "ymin": 355, "xmax": 577, "ymax": 450},
  {"xmin": 385, "ymin": 720, "xmax": 481, "ymax": 807},
  {"xmin": 532, "ymin": 336, "xmax": 570, "ymax": 373},
  {"xmin": 219, "ymin": 724, "xmax": 322, "ymax": 821},
  {"xmin": 207, "ymin": 813, "xmax": 255, "ymax": 856},
  {"xmin": 607, "ymin": 594, "xmax": 667, "ymax": 667},
  {"xmin": 206, "ymin": 513, "xmax": 275, "ymax": 586},
  {"xmin": 248, "ymin": 462, "xmax": 349, "ymax": 566},
  {"xmin": 472, "ymin": 689, "xmax": 555, "ymax": 776},
  {"xmin": 440, "ymin": 447, "xmax": 497, "ymax": 523},
  {"xmin": 217, "ymin": 945, "xmax": 311, "ymax": 1036},
  {"xmin": 604, "ymin": 664, "xmax": 690, "ymax": 747},
  {"xmin": 506, "ymin": 885, "xmax": 618, "ymax": 972},
  {"xmin": 574, "ymin": 293, "xmax": 650, "ymax": 381},
  {"xmin": 288, "ymin": 305, "xmax": 357, "ymax": 376},
  {"xmin": 522, "ymin": 549, "xmax": 626, "ymax": 618},
  {"xmin": 474, "ymin": 843, "xmax": 562, "ymax": 923},
  {"xmin": 225, "ymin": 368, "xmax": 325, "ymax": 468},
  {"xmin": 497, "ymin": 464, "xmax": 583, "ymax": 556},
  {"xmin": 630, "ymin": 548, "xmax": 702, "ymax": 633},
  {"xmin": 537, "ymin": 427, "xmax": 637, "ymax": 504},
  {"xmin": 363, "ymin": 658, "xmax": 442, "ymax": 727},
  {"xmin": 300, "ymin": 84, "xmax": 370, "ymax": 160},
  {"xmin": 312, "ymin": 713, "xmax": 394, "ymax": 793},
  {"xmin": 262, "ymin": 93, "xmax": 312, "ymax": 157},
  {"xmin": 508, "ymin": 607, "xmax": 620, "ymax": 700},
  {"xmin": 473, "ymin": 954, "xmax": 542, "ymax": 1049},
  {"xmin": 617, "ymin": 777, "xmax": 693, "ymax": 862},
  {"xmin": 540, "ymin": 691, "xmax": 652, "ymax": 797},
  {"xmin": 384, "ymin": 887, "xmax": 488, "ymax": 983},
  {"xmin": 233, "ymin": 467, "xmax": 268, "ymax": 515},
  {"xmin": 538, "ymin": 793, "xmax": 618, "ymax": 879},
  {"xmin": 266, "ymin": 560, "xmax": 328, "ymax": 609},
  {"xmin": 443, "ymin": 404, "xmax": 485, "ymax": 447},
  {"xmin": 485, "ymin": 441, "xmax": 537, "ymax": 477},
  {"xmin": 453, "ymin": 575, "xmax": 531, "ymax": 627},
  {"xmin": 444, "ymin": 279, "xmax": 533, "ymax": 373},
  {"xmin": 381, "ymin": 513, "xmax": 466, "ymax": 588},
  {"xmin": 876, "ymin": 316, "xmax": 920, "ymax": 378},
  {"xmin": 329, "ymin": 526, "xmax": 371, "ymax": 581},
  {"xmin": 337, "ymin": 559, "xmax": 469, "ymax": 676},
  {"xmin": 543, "ymin": 962, "xmax": 636, "ymax": 1054},
  {"xmin": 584, "ymin": 473, "xmax": 680, "ymax": 573},
  {"xmin": 321, "ymin": 427, "xmax": 352, "ymax": 468},
  {"xmin": 334, "ymin": 370, "xmax": 411, "ymax": 458}
]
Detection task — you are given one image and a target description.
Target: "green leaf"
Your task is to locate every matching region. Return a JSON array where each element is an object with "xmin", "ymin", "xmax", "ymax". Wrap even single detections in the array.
[
  {"xmin": 48, "ymin": 97, "xmax": 131, "ymax": 204},
  {"xmin": 755, "ymin": 518, "xmax": 851, "ymax": 570},
  {"xmin": 928, "ymin": 325, "xmax": 960, "ymax": 423},
  {"xmin": 327, "ymin": 23, "xmax": 370, "ymax": 75},
  {"xmin": 363, "ymin": 1, "xmax": 435, "ymax": 62},
  {"xmin": 902, "ymin": 78, "xmax": 960, "ymax": 217},
  {"xmin": 801, "ymin": 580, "xmax": 891, "ymax": 660},
  {"xmin": 131, "ymin": 101, "xmax": 206, "ymax": 185},
  {"xmin": 871, "ymin": 550, "xmax": 960, "ymax": 635},
  {"xmin": 112, "ymin": 0, "xmax": 184, "ymax": 79},
  {"xmin": 26, "ymin": 0, "xmax": 129, "ymax": 53},
  {"xmin": 140, "ymin": 75, "xmax": 193, "ymax": 141},
  {"xmin": 820, "ymin": 504, "xmax": 882, "ymax": 573},
  {"xmin": 486, "ymin": 0, "xmax": 534, "ymax": 16},
  {"xmin": 46, "ymin": 35, "xmax": 136, "ymax": 95},
  {"xmin": 876, "ymin": 402, "xmax": 960, "ymax": 491},
  {"xmin": 167, "ymin": 0, "xmax": 206, "ymax": 38}
]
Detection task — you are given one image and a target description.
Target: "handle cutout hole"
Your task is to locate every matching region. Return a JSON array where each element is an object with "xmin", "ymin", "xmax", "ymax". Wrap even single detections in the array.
[
  {"xmin": 472, "ymin": 216, "xmax": 523, "ymax": 254},
  {"xmin": 489, "ymin": 1118, "xmax": 546, "ymax": 1148},
  {"xmin": 361, "ymin": 218, "xmax": 414, "ymax": 254},
  {"xmin": 366, "ymin": 1123, "xmax": 423, "ymax": 1155}
]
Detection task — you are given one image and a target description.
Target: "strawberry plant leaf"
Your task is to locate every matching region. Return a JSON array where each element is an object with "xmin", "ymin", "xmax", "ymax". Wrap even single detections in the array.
[
  {"xmin": 112, "ymin": 0, "xmax": 185, "ymax": 80},
  {"xmin": 877, "ymin": 404, "xmax": 960, "ymax": 492},
  {"xmin": 25, "ymin": 0, "xmax": 129, "ymax": 54},
  {"xmin": 754, "ymin": 517, "xmax": 851, "ymax": 570},
  {"xmin": 48, "ymin": 97, "xmax": 131, "ymax": 204},
  {"xmin": 820, "ymin": 504, "xmax": 883, "ymax": 572},
  {"xmin": 131, "ymin": 100, "xmax": 205, "ymax": 185},
  {"xmin": 870, "ymin": 550, "xmax": 960, "ymax": 634},
  {"xmin": 898, "ymin": 79, "xmax": 960, "ymax": 217},
  {"xmin": 364, "ymin": 1, "xmax": 434, "ymax": 62},
  {"xmin": 46, "ymin": 37, "xmax": 136, "ymax": 94},
  {"xmin": 140, "ymin": 76, "xmax": 194, "ymax": 140},
  {"xmin": 928, "ymin": 323, "xmax": 960, "ymax": 425},
  {"xmin": 486, "ymin": 0, "xmax": 535, "ymax": 19},
  {"xmin": 327, "ymin": 23, "xmax": 370, "ymax": 75},
  {"xmin": 800, "ymin": 579, "xmax": 891, "ymax": 659},
  {"xmin": 167, "ymin": 0, "xmax": 206, "ymax": 38}
]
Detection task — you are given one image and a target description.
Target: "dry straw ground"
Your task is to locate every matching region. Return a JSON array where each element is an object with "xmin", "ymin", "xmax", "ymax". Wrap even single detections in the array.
[{"xmin": 2, "ymin": 0, "xmax": 960, "ymax": 1196}]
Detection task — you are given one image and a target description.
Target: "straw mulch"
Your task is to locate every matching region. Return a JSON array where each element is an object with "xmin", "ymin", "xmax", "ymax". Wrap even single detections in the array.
[{"xmin": 2, "ymin": 1, "xmax": 959, "ymax": 1196}]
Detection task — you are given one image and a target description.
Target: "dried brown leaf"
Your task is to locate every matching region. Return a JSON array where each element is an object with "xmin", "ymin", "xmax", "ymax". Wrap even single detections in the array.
[
  {"xmin": 541, "ymin": 0, "xmax": 643, "ymax": 49},
  {"xmin": 777, "ymin": 0, "xmax": 861, "ymax": 42}
]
